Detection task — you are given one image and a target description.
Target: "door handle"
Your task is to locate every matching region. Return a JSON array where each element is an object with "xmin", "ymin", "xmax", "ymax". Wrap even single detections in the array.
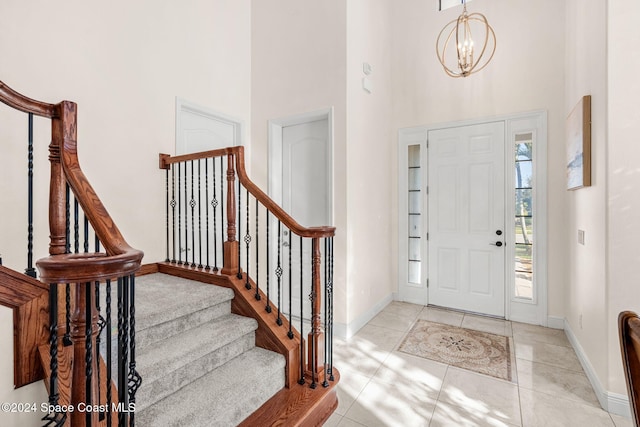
[{"xmin": 490, "ymin": 241, "xmax": 503, "ymax": 247}]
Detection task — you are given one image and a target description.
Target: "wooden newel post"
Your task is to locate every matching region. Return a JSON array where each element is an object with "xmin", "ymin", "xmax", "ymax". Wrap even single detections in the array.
[
  {"xmin": 222, "ymin": 153, "xmax": 240, "ymax": 275},
  {"xmin": 307, "ymin": 237, "xmax": 325, "ymax": 386},
  {"xmin": 70, "ymin": 282, "xmax": 100, "ymax": 427}
]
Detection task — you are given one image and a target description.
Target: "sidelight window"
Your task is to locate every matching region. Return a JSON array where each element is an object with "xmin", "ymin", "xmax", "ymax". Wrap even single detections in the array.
[{"xmin": 514, "ymin": 133, "xmax": 533, "ymax": 300}]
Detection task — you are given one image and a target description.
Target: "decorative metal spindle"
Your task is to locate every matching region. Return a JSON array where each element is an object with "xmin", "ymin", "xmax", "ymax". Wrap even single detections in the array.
[
  {"xmin": 171, "ymin": 166, "xmax": 176, "ymax": 263},
  {"xmin": 205, "ymin": 159, "xmax": 210, "ymax": 270},
  {"xmin": 95, "ymin": 281, "xmax": 106, "ymax": 421},
  {"xmin": 220, "ymin": 156, "xmax": 225, "ymax": 268},
  {"xmin": 95, "ymin": 235, "xmax": 100, "ymax": 253},
  {"xmin": 276, "ymin": 221, "xmax": 283, "ymax": 326},
  {"xmin": 84, "ymin": 282, "xmax": 93, "ymax": 426},
  {"xmin": 185, "ymin": 161, "xmax": 190, "ymax": 266},
  {"xmin": 117, "ymin": 276, "xmax": 130, "ymax": 426},
  {"xmin": 254, "ymin": 198, "xmax": 261, "ymax": 301},
  {"xmin": 328, "ymin": 237, "xmax": 334, "ymax": 381},
  {"xmin": 177, "ymin": 163, "xmax": 182, "ymax": 265},
  {"xmin": 265, "ymin": 210, "xmax": 271, "ymax": 313},
  {"xmin": 43, "ymin": 282, "xmax": 66, "ymax": 427},
  {"xmin": 197, "ymin": 160, "xmax": 203, "ymax": 268},
  {"xmin": 63, "ymin": 283, "xmax": 72, "ymax": 346},
  {"xmin": 83, "ymin": 215, "xmax": 89, "ymax": 253},
  {"xmin": 106, "ymin": 279, "xmax": 113, "ymax": 427},
  {"xmin": 212, "ymin": 159, "xmax": 219, "ymax": 271},
  {"xmin": 244, "ymin": 189, "xmax": 251, "ymax": 289},
  {"xmin": 288, "ymin": 231, "xmax": 293, "ymax": 339},
  {"xmin": 65, "ymin": 184, "xmax": 71, "ymax": 254},
  {"xmin": 25, "ymin": 113, "xmax": 36, "ymax": 278},
  {"xmin": 237, "ymin": 176, "xmax": 242, "ymax": 279},
  {"xmin": 165, "ymin": 168, "xmax": 170, "ymax": 262},
  {"xmin": 323, "ymin": 238, "xmax": 329, "ymax": 388},
  {"xmin": 190, "ymin": 160, "xmax": 196, "ymax": 267},
  {"xmin": 128, "ymin": 274, "xmax": 142, "ymax": 426},
  {"xmin": 310, "ymin": 241, "xmax": 317, "ymax": 389},
  {"xmin": 298, "ymin": 236, "xmax": 305, "ymax": 385},
  {"xmin": 74, "ymin": 198, "xmax": 79, "ymax": 253}
]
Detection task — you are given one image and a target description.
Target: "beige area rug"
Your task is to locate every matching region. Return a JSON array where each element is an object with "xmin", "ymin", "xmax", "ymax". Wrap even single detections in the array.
[{"xmin": 398, "ymin": 320, "xmax": 515, "ymax": 382}]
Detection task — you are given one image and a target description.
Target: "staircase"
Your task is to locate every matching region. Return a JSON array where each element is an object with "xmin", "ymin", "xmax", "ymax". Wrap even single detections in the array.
[{"xmin": 129, "ymin": 272, "xmax": 285, "ymax": 426}]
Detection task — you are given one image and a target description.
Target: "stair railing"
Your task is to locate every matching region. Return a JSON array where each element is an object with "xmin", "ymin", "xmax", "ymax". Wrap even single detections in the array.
[
  {"xmin": 159, "ymin": 147, "xmax": 336, "ymax": 389},
  {"xmin": 1, "ymin": 80, "xmax": 143, "ymax": 427}
]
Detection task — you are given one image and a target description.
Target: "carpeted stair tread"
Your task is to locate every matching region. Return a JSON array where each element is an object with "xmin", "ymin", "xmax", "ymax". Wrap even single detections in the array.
[
  {"xmin": 137, "ymin": 313, "xmax": 257, "ymax": 385},
  {"xmin": 136, "ymin": 347, "xmax": 285, "ymax": 427},
  {"xmin": 134, "ymin": 273, "xmax": 234, "ymax": 331}
]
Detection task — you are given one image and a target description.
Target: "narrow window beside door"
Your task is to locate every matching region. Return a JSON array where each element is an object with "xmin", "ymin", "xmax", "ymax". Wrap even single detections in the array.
[
  {"xmin": 514, "ymin": 133, "xmax": 533, "ymax": 300},
  {"xmin": 408, "ymin": 145, "xmax": 422, "ymax": 284}
]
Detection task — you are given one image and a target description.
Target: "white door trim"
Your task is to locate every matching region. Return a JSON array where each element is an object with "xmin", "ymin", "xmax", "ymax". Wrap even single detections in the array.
[
  {"xmin": 175, "ymin": 97, "xmax": 243, "ymax": 154},
  {"xmin": 267, "ymin": 107, "xmax": 334, "ymax": 224},
  {"xmin": 398, "ymin": 110, "xmax": 548, "ymax": 325}
]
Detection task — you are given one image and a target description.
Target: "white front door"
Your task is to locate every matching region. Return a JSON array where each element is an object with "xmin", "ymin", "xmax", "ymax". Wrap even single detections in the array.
[{"xmin": 428, "ymin": 121, "xmax": 506, "ymax": 317}]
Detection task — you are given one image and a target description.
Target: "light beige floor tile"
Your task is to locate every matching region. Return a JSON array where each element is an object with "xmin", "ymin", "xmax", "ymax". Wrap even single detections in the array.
[
  {"xmin": 430, "ymin": 400, "xmax": 521, "ymax": 427},
  {"xmin": 610, "ymin": 413, "xmax": 633, "ymax": 427},
  {"xmin": 514, "ymin": 341, "xmax": 582, "ymax": 371},
  {"xmin": 438, "ymin": 367, "xmax": 522, "ymax": 426},
  {"xmin": 333, "ymin": 367, "xmax": 371, "ymax": 416},
  {"xmin": 373, "ymin": 350, "xmax": 447, "ymax": 392},
  {"xmin": 333, "ymin": 332, "xmax": 393, "ymax": 377},
  {"xmin": 382, "ymin": 301, "xmax": 424, "ymax": 318},
  {"xmin": 516, "ymin": 358, "xmax": 599, "ymax": 407},
  {"xmin": 324, "ymin": 412, "xmax": 343, "ymax": 427},
  {"xmin": 519, "ymin": 388, "xmax": 615, "ymax": 427},
  {"xmin": 337, "ymin": 416, "xmax": 369, "ymax": 427},
  {"xmin": 511, "ymin": 322, "xmax": 570, "ymax": 347},
  {"xmin": 369, "ymin": 310, "xmax": 418, "ymax": 332},
  {"xmin": 418, "ymin": 307, "xmax": 464, "ymax": 327},
  {"xmin": 344, "ymin": 378, "xmax": 436, "ymax": 427},
  {"xmin": 353, "ymin": 324, "xmax": 407, "ymax": 352},
  {"xmin": 462, "ymin": 314, "xmax": 513, "ymax": 337}
]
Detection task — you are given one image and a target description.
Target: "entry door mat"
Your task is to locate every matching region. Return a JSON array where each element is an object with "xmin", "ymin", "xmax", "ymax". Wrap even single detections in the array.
[{"xmin": 398, "ymin": 320, "xmax": 515, "ymax": 382}]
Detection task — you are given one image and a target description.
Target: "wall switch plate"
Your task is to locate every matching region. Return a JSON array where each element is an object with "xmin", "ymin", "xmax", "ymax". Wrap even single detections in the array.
[
  {"xmin": 362, "ymin": 77, "xmax": 372, "ymax": 94},
  {"xmin": 363, "ymin": 62, "xmax": 372, "ymax": 75},
  {"xmin": 578, "ymin": 229, "xmax": 585, "ymax": 245}
]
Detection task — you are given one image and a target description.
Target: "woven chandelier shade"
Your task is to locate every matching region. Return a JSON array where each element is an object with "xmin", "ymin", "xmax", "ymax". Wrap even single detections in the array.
[{"xmin": 436, "ymin": 2, "xmax": 496, "ymax": 78}]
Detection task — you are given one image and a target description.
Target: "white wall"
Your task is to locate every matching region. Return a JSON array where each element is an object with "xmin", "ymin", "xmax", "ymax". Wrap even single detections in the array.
[
  {"xmin": 564, "ymin": 0, "xmax": 609, "ymax": 398},
  {"xmin": 607, "ymin": 0, "xmax": 640, "ymax": 397},
  {"xmin": 390, "ymin": 0, "xmax": 567, "ymax": 318},
  {"xmin": 0, "ymin": 0, "xmax": 251, "ymax": 419}
]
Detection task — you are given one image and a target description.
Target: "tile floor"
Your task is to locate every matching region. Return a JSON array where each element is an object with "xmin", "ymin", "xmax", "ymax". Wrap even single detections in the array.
[{"xmin": 324, "ymin": 302, "xmax": 633, "ymax": 427}]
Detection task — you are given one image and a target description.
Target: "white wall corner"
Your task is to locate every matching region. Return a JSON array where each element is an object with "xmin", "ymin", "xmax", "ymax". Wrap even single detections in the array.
[
  {"xmin": 564, "ymin": 318, "xmax": 631, "ymax": 418},
  {"xmin": 333, "ymin": 292, "xmax": 394, "ymax": 340}
]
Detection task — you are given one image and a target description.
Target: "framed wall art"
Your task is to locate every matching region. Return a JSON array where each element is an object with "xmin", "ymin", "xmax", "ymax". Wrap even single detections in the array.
[{"xmin": 566, "ymin": 95, "xmax": 591, "ymax": 190}]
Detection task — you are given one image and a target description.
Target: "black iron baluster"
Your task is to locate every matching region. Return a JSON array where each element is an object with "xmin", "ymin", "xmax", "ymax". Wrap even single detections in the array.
[
  {"xmin": 117, "ymin": 276, "xmax": 130, "ymax": 426},
  {"xmin": 205, "ymin": 159, "xmax": 210, "ymax": 270},
  {"xmin": 265, "ymin": 210, "xmax": 271, "ymax": 313},
  {"xmin": 165, "ymin": 167, "xmax": 170, "ymax": 262},
  {"xmin": 106, "ymin": 279, "xmax": 113, "ymax": 427},
  {"xmin": 25, "ymin": 113, "xmax": 36, "ymax": 278},
  {"xmin": 65, "ymin": 184, "xmax": 70, "ymax": 254},
  {"xmin": 211, "ymin": 158, "xmax": 219, "ymax": 271},
  {"xmin": 42, "ymin": 282, "xmax": 66, "ymax": 427},
  {"xmin": 63, "ymin": 284, "xmax": 72, "ymax": 347},
  {"xmin": 220, "ymin": 156, "xmax": 225, "ymax": 268},
  {"xmin": 171, "ymin": 166, "xmax": 176, "ymax": 263},
  {"xmin": 128, "ymin": 274, "xmax": 142, "ymax": 426},
  {"xmin": 254, "ymin": 198, "xmax": 261, "ymax": 301},
  {"xmin": 177, "ymin": 163, "xmax": 182, "ymax": 265},
  {"xmin": 328, "ymin": 237, "xmax": 334, "ymax": 382},
  {"xmin": 95, "ymin": 281, "xmax": 106, "ymax": 421},
  {"xmin": 197, "ymin": 160, "xmax": 203, "ymax": 268},
  {"xmin": 84, "ymin": 282, "xmax": 93, "ymax": 426},
  {"xmin": 310, "ymin": 244, "xmax": 317, "ymax": 390},
  {"xmin": 83, "ymin": 214, "xmax": 89, "ymax": 253},
  {"xmin": 237, "ymin": 175, "xmax": 242, "ymax": 279},
  {"xmin": 288, "ymin": 230, "xmax": 293, "ymax": 339},
  {"xmin": 74, "ymin": 197, "xmax": 79, "ymax": 254},
  {"xmin": 323, "ymin": 238, "xmax": 329, "ymax": 388},
  {"xmin": 298, "ymin": 236, "xmax": 305, "ymax": 385},
  {"xmin": 276, "ymin": 221, "xmax": 283, "ymax": 326},
  {"xmin": 244, "ymin": 189, "xmax": 251, "ymax": 289},
  {"xmin": 185, "ymin": 161, "xmax": 190, "ymax": 267},
  {"xmin": 95, "ymin": 235, "xmax": 100, "ymax": 253},
  {"xmin": 190, "ymin": 160, "xmax": 196, "ymax": 268}
]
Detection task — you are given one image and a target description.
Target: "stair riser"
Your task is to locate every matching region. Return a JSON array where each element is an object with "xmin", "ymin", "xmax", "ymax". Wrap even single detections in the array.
[
  {"xmin": 136, "ymin": 332, "xmax": 255, "ymax": 412},
  {"xmin": 137, "ymin": 301, "xmax": 231, "ymax": 351}
]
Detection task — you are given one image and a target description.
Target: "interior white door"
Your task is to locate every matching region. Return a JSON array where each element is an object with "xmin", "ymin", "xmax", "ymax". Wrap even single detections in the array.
[
  {"xmin": 175, "ymin": 99, "xmax": 241, "ymax": 155},
  {"xmin": 275, "ymin": 118, "xmax": 331, "ymax": 320},
  {"xmin": 428, "ymin": 121, "xmax": 506, "ymax": 317}
]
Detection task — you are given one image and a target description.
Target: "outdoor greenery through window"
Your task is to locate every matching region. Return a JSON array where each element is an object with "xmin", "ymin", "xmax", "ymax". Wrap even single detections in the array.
[
  {"xmin": 515, "ymin": 133, "xmax": 533, "ymax": 299},
  {"xmin": 408, "ymin": 144, "xmax": 422, "ymax": 284}
]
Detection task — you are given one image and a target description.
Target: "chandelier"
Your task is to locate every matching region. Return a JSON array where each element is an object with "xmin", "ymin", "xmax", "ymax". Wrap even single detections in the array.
[{"xmin": 436, "ymin": 1, "xmax": 496, "ymax": 78}]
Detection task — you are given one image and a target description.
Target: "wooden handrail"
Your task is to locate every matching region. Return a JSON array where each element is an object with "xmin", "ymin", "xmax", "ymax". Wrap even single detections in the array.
[
  {"xmin": 0, "ymin": 80, "xmax": 56, "ymax": 118},
  {"xmin": 160, "ymin": 146, "xmax": 336, "ymax": 239}
]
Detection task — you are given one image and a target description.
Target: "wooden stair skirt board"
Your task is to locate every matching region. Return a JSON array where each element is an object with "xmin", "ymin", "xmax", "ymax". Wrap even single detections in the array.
[{"xmin": 239, "ymin": 368, "xmax": 340, "ymax": 427}]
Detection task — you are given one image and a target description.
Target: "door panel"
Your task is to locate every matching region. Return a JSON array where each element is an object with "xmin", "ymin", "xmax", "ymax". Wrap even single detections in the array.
[{"xmin": 428, "ymin": 121, "xmax": 505, "ymax": 317}]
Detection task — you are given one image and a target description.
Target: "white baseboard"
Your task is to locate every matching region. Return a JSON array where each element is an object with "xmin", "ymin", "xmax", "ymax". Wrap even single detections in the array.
[
  {"xmin": 333, "ymin": 293, "xmax": 394, "ymax": 340},
  {"xmin": 547, "ymin": 315, "xmax": 565, "ymax": 330},
  {"xmin": 564, "ymin": 318, "xmax": 631, "ymax": 418}
]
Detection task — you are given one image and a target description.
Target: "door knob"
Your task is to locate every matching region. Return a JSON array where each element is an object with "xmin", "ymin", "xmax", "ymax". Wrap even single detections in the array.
[{"xmin": 490, "ymin": 241, "xmax": 503, "ymax": 247}]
